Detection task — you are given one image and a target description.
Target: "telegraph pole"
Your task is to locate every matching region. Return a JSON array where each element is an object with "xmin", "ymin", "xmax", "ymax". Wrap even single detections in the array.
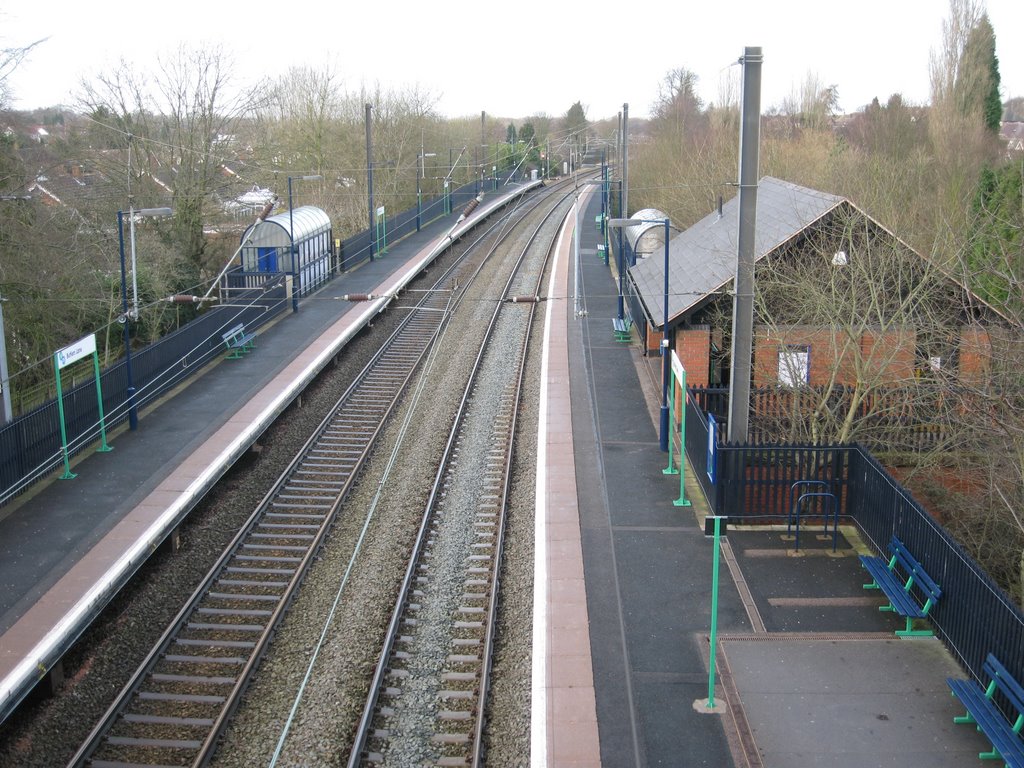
[{"xmin": 727, "ymin": 47, "xmax": 763, "ymax": 443}]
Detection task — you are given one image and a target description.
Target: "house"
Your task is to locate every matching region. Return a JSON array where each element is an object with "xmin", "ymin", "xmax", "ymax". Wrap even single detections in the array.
[
  {"xmin": 1000, "ymin": 122, "xmax": 1024, "ymax": 156},
  {"xmin": 624, "ymin": 177, "xmax": 994, "ymax": 392}
]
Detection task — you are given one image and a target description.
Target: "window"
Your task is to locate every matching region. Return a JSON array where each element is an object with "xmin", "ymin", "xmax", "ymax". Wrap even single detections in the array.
[{"xmin": 779, "ymin": 345, "xmax": 810, "ymax": 386}]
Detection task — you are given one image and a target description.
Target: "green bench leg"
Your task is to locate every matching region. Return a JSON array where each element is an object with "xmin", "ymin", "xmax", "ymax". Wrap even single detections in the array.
[{"xmin": 895, "ymin": 616, "xmax": 933, "ymax": 637}]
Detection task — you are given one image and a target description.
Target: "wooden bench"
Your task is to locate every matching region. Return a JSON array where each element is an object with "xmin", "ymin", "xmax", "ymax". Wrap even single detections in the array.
[
  {"xmin": 947, "ymin": 653, "xmax": 1024, "ymax": 767},
  {"xmin": 859, "ymin": 535, "xmax": 941, "ymax": 636},
  {"xmin": 222, "ymin": 323, "xmax": 256, "ymax": 359},
  {"xmin": 612, "ymin": 317, "xmax": 632, "ymax": 342}
]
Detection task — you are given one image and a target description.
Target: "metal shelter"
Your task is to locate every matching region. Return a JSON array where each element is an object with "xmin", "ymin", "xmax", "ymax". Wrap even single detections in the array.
[{"xmin": 239, "ymin": 205, "xmax": 333, "ymax": 299}]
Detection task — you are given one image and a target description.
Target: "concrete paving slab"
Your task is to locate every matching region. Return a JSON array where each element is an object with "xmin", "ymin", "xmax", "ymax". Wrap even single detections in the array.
[{"xmin": 720, "ymin": 636, "xmax": 992, "ymax": 768}]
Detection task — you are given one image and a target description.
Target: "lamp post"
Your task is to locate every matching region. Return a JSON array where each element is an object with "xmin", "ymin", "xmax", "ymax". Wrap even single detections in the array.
[
  {"xmin": 417, "ymin": 145, "xmax": 436, "ymax": 232},
  {"xmin": 117, "ymin": 206, "xmax": 172, "ymax": 430},
  {"xmin": 288, "ymin": 174, "xmax": 322, "ymax": 313},
  {"xmin": 610, "ymin": 216, "xmax": 673, "ymax": 452}
]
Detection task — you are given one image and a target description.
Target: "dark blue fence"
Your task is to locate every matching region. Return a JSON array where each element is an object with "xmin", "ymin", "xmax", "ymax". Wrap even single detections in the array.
[
  {"xmin": 684, "ymin": 390, "xmax": 1024, "ymax": 708},
  {"xmin": 0, "ymin": 283, "xmax": 287, "ymax": 504},
  {"xmin": 339, "ymin": 180, "xmax": 482, "ymax": 273},
  {"xmin": 1, "ymin": 174, "xmax": 528, "ymax": 506}
]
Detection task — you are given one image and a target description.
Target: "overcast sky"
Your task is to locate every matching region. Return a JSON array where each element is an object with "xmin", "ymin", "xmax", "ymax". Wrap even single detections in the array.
[{"xmin": 3, "ymin": 0, "xmax": 1022, "ymax": 122}]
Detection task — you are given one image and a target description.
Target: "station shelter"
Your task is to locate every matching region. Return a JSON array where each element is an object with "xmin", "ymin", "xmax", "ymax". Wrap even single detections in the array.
[{"xmin": 239, "ymin": 206, "xmax": 333, "ymax": 299}]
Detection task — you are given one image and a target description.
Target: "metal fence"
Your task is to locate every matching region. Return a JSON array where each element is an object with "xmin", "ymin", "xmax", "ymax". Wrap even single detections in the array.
[
  {"xmin": 685, "ymin": 390, "xmax": 1024, "ymax": 705},
  {"xmin": 338, "ymin": 180, "xmax": 483, "ymax": 273},
  {"xmin": 690, "ymin": 385, "xmax": 950, "ymax": 453},
  {"xmin": 0, "ymin": 283, "xmax": 287, "ymax": 506},
  {"xmin": 0, "ymin": 174, "xmax": 514, "ymax": 507}
]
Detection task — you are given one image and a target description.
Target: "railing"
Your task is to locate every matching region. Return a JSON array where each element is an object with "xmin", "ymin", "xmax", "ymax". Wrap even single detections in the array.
[
  {"xmin": 684, "ymin": 390, "xmax": 1024, "ymax": 717},
  {"xmin": 0, "ymin": 284, "xmax": 287, "ymax": 506},
  {"xmin": 690, "ymin": 385, "xmax": 952, "ymax": 452}
]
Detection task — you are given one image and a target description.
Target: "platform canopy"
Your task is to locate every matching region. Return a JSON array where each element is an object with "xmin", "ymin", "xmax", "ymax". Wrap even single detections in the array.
[
  {"xmin": 240, "ymin": 205, "xmax": 331, "ymax": 247},
  {"xmin": 622, "ymin": 208, "xmax": 681, "ymax": 260}
]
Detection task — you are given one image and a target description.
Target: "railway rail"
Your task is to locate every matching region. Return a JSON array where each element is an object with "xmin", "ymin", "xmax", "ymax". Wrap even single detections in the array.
[
  {"xmin": 346, "ymin": 180, "xmax": 588, "ymax": 766},
  {"xmin": 66, "ymin": 181, "xmax": 572, "ymax": 768}
]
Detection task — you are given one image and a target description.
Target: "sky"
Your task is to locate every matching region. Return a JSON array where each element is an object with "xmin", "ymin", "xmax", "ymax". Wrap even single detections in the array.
[{"xmin": 2, "ymin": 0, "xmax": 1022, "ymax": 122}]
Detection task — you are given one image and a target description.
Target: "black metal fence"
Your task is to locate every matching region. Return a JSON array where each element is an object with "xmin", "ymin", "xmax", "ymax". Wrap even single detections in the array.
[
  {"xmin": 0, "ymin": 175, "xmax": 526, "ymax": 506},
  {"xmin": 690, "ymin": 385, "xmax": 950, "ymax": 453},
  {"xmin": 338, "ymin": 180, "xmax": 484, "ymax": 273},
  {"xmin": 685, "ymin": 390, "xmax": 1024, "ymax": 704},
  {"xmin": 0, "ymin": 283, "xmax": 287, "ymax": 505}
]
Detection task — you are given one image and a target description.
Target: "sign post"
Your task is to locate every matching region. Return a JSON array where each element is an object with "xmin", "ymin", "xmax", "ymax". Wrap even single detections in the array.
[
  {"xmin": 54, "ymin": 334, "xmax": 110, "ymax": 480},
  {"xmin": 665, "ymin": 351, "xmax": 690, "ymax": 507},
  {"xmin": 375, "ymin": 205, "xmax": 387, "ymax": 255}
]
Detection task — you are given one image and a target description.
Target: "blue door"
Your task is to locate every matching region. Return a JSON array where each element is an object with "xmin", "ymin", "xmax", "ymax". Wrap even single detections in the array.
[{"xmin": 257, "ymin": 247, "xmax": 278, "ymax": 272}]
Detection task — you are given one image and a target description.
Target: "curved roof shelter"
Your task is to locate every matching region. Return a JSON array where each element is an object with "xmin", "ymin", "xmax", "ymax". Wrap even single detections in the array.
[
  {"xmin": 624, "ymin": 208, "xmax": 681, "ymax": 260},
  {"xmin": 240, "ymin": 205, "xmax": 331, "ymax": 249}
]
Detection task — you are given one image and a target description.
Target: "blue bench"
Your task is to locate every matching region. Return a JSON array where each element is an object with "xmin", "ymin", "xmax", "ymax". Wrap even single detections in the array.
[
  {"xmin": 947, "ymin": 653, "xmax": 1024, "ymax": 767},
  {"xmin": 612, "ymin": 317, "xmax": 632, "ymax": 342},
  {"xmin": 859, "ymin": 535, "xmax": 941, "ymax": 636},
  {"xmin": 222, "ymin": 323, "xmax": 256, "ymax": 359}
]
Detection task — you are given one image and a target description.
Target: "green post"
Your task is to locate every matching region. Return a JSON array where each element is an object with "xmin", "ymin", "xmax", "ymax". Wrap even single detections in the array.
[
  {"xmin": 54, "ymin": 361, "xmax": 76, "ymax": 480},
  {"xmin": 93, "ymin": 351, "xmax": 112, "ymax": 453},
  {"xmin": 663, "ymin": 365, "xmax": 679, "ymax": 477},
  {"xmin": 708, "ymin": 515, "xmax": 722, "ymax": 708},
  {"xmin": 674, "ymin": 363, "xmax": 690, "ymax": 507}
]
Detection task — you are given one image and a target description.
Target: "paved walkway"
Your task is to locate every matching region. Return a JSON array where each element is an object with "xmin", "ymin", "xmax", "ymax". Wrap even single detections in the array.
[{"xmin": 570, "ymin": 191, "xmax": 994, "ymax": 767}]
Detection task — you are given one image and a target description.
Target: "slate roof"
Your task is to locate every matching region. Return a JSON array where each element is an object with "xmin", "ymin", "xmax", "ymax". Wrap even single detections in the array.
[{"xmin": 628, "ymin": 177, "xmax": 845, "ymax": 329}]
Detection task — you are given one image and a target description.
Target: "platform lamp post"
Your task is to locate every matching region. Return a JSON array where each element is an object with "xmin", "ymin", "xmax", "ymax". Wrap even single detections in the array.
[
  {"xmin": 417, "ymin": 148, "xmax": 436, "ymax": 232},
  {"xmin": 610, "ymin": 217, "xmax": 672, "ymax": 452},
  {"xmin": 117, "ymin": 206, "xmax": 172, "ymax": 430},
  {"xmin": 288, "ymin": 175, "xmax": 322, "ymax": 313}
]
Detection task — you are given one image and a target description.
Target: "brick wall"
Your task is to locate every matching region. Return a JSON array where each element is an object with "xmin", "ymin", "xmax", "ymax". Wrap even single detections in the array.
[
  {"xmin": 753, "ymin": 325, "xmax": 918, "ymax": 387},
  {"xmin": 674, "ymin": 327, "xmax": 711, "ymax": 387},
  {"xmin": 959, "ymin": 327, "xmax": 991, "ymax": 384}
]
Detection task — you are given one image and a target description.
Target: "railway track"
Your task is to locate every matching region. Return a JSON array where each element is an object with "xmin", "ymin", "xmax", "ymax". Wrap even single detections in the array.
[
  {"xmin": 66, "ymin": 182, "xmax": 570, "ymax": 768},
  {"xmin": 346, "ymin": 180, "xmax": 586, "ymax": 766}
]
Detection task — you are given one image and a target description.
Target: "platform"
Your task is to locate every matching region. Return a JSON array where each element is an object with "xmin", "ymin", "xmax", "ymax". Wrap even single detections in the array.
[
  {"xmin": 0, "ymin": 181, "xmax": 539, "ymax": 721},
  {"xmin": 561, "ymin": 189, "xmax": 995, "ymax": 767}
]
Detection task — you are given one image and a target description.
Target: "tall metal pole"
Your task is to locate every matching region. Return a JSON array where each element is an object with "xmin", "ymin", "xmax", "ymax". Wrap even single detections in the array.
[
  {"xmin": 0, "ymin": 295, "xmax": 12, "ymax": 423},
  {"xmin": 660, "ymin": 218, "xmax": 671, "ymax": 452},
  {"xmin": 727, "ymin": 46, "xmax": 763, "ymax": 444},
  {"xmin": 616, "ymin": 181, "xmax": 625, "ymax": 321},
  {"xmin": 288, "ymin": 176, "xmax": 298, "ymax": 313},
  {"xmin": 117, "ymin": 211, "xmax": 138, "ymax": 431},
  {"xmin": 622, "ymin": 103, "xmax": 630, "ymax": 265},
  {"xmin": 365, "ymin": 103, "xmax": 375, "ymax": 262}
]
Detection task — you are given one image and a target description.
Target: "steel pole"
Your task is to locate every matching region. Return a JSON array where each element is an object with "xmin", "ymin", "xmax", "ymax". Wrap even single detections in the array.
[
  {"xmin": 660, "ymin": 218, "xmax": 670, "ymax": 452},
  {"xmin": 365, "ymin": 103, "xmax": 374, "ymax": 262},
  {"xmin": 728, "ymin": 46, "xmax": 763, "ymax": 443},
  {"xmin": 117, "ymin": 211, "xmax": 138, "ymax": 430}
]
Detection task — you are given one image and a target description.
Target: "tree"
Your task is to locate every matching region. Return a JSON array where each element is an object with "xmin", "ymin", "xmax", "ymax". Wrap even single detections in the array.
[
  {"xmin": 652, "ymin": 67, "xmax": 704, "ymax": 127},
  {"xmin": 955, "ymin": 14, "xmax": 1002, "ymax": 133},
  {"xmin": 564, "ymin": 101, "xmax": 588, "ymax": 145},
  {"xmin": 739, "ymin": 205, "xmax": 967, "ymax": 449},
  {"xmin": 0, "ymin": 38, "xmax": 45, "ymax": 109}
]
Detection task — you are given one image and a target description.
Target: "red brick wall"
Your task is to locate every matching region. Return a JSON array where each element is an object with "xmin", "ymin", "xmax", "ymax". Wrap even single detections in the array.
[
  {"xmin": 959, "ymin": 327, "xmax": 991, "ymax": 384},
  {"xmin": 675, "ymin": 328, "xmax": 711, "ymax": 387},
  {"xmin": 753, "ymin": 326, "xmax": 918, "ymax": 387}
]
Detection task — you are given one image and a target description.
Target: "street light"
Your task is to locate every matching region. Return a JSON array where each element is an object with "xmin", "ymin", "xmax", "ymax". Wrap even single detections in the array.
[
  {"xmin": 117, "ymin": 206, "xmax": 172, "ymax": 430},
  {"xmin": 417, "ymin": 147, "xmax": 436, "ymax": 231},
  {"xmin": 288, "ymin": 175, "xmax": 322, "ymax": 313},
  {"xmin": 609, "ymin": 216, "xmax": 673, "ymax": 452}
]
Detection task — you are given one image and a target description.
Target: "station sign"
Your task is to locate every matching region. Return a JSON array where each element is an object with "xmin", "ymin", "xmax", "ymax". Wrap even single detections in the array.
[{"xmin": 56, "ymin": 334, "xmax": 97, "ymax": 370}]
